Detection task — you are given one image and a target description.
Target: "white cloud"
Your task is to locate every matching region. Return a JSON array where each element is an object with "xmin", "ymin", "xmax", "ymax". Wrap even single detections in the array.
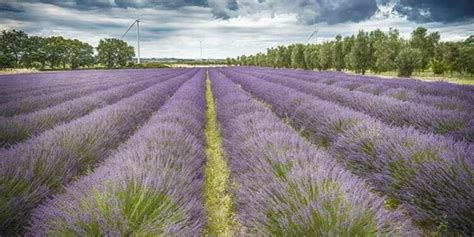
[{"xmin": 0, "ymin": 1, "xmax": 472, "ymax": 58}]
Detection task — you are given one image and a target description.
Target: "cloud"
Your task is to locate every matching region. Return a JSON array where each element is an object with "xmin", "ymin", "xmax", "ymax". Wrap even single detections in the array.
[
  {"xmin": 0, "ymin": 2, "xmax": 24, "ymax": 12},
  {"xmin": 0, "ymin": 0, "xmax": 473, "ymax": 59},
  {"xmin": 11, "ymin": 0, "xmax": 382, "ymax": 24},
  {"xmin": 392, "ymin": 0, "xmax": 474, "ymax": 23}
]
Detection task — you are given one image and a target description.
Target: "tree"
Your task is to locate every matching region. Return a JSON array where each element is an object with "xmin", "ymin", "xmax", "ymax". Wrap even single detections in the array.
[
  {"xmin": 332, "ymin": 35, "xmax": 344, "ymax": 71},
  {"xmin": 96, "ymin": 38, "xmax": 135, "ymax": 68},
  {"xmin": 290, "ymin": 44, "xmax": 306, "ymax": 69},
  {"xmin": 342, "ymin": 35, "xmax": 355, "ymax": 70},
  {"xmin": 0, "ymin": 30, "xmax": 29, "ymax": 68},
  {"xmin": 68, "ymin": 39, "xmax": 94, "ymax": 69},
  {"xmin": 374, "ymin": 28, "xmax": 401, "ymax": 72},
  {"xmin": 458, "ymin": 36, "xmax": 474, "ymax": 74},
  {"xmin": 303, "ymin": 45, "xmax": 317, "ymax": 70},
  {"xmin": 21, "ymin": 36, "xmax": 47, "ymax": 69},
  {"xmin": 350, "ymin": 30, "xmax": 371, "ymax": 75},
  {"xmin": 44, "ymin": 36, "xmax": 68, "ymax": 69},
  {"xmin": 275, "ymin": 46, "xmax": 291, "ymax": 68},
  {"xmin": 410, "ymin": 27, "xmax": 440, "ymax": 70},
  {"xmin": 319, "ymin": 42, "xmax": 333, "ymax": 70},
  {"xmin": 368, "ymin": 29, "xmax": 385, "ymax": 72},
  {"xmin": 395, "ymin": 47, "xmax": 421, "ymax": 77}
]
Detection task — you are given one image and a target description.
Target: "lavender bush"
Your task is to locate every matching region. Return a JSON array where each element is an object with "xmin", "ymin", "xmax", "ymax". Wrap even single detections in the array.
[
  {"xmin": 221, "ymin": 68, "xmax": 474, "ymax": 234},
  {"xmin": 210, "ymin": 69, "xmax": 416, "ymax": 235},
  {"xmin": 0, "ymin": 69, "xmax": 197, "ymax": 235},
  {"xmin": 27, "ymin": 72, "xmax": 207, "ymax": 236},
  {"xmin": 0, "ymin": 69, "xmax": 177, "ymax": 99},
  {"xmin": 0, "ymin": 70, "xmax": 187, "ymax": 117},
  {"xmin": 235, "ymin": 68, "xmax": 473, "ymax": 141},
  {"xmin": 260, "ymin": 67, "xmax": 474, "ymax": 102},
  {"xmin": 0, "ymin": 69, "xmax": 194, "ymax": 146}
]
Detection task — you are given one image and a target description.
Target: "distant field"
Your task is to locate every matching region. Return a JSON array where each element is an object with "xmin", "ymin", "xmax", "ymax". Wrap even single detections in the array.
[{"xmin": 0, "ymin": 67, "xmax": 472, "ymax": 236}]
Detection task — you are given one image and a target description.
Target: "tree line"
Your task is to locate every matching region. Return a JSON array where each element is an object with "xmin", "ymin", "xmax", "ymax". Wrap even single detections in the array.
[
  {"xmin": 0, "ymin": 30, "xmax": 135, "ymax": 69},
  {"xmin": 227, "ymin": 27, "xmax": 474, "ymax": 77}
]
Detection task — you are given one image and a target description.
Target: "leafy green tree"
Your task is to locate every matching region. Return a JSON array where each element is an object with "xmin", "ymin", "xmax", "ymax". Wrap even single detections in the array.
[
  {"xmin": 44, "ymin": 36, "xmax": 68, "ymax": 69},
  {"xmin": 68, "ymin": 39, "xmax": 94, "ymax": 69},
  {"xmin": 0, "ymin": 34, "xmax": 16, "ymax": 68},
  {"xmin": 374, "ymin": 28, "xmax": 401, "ymax": 72},
  {"xmin": 410, "ymin": 27, "xmax": 440, "ymax": 70},
  {"xmin": 0, "ymin": 30, "xmax": 29, "ymax": 68},
  {"xmin": 396, "ymin": 47, "xmax": 421, "ymax": 77},
  {"xmin": 332, "ymin": 35, "xmax": 344, "ymax": 71},
  {"xmin": 458, "ymin": 36, "xmax": 474, "ymax": 74},
  {"xmin": 20, "ymin": 36, "xmax": 41, "ymax": 68},
  {"xmin": 275, "ymin": 46, "xmax": 291, "ymax": 68},
  {"xmin": 368, "ymin": 29, "xmax": 385, "ymax": 72},
  {"xmin": 96, "ymin": 38, "xmax": 135, "ymax": 68},
  {"xmin": 303, "ymin": 45, "xmax": 317, "ymax": 70},
  {"xmin": 319, "ymin": 42, "xmax": 333, "ymax": 70},
  {"xmin": 342, "ymin": 35, "xmax": 355, "ymax": 70},
  {"xmin": 350, "ymin": 30, "xmax": 371, "ymax": 75},
  {"xmin": 290, "ymin": 44, "xmax": 306, "ymax": 69}
]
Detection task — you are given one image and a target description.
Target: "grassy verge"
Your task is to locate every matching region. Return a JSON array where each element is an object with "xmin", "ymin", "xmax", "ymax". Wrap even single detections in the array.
[{"xmin": 204, "ymin": 71, "xmax": 239, "ymax": 236}]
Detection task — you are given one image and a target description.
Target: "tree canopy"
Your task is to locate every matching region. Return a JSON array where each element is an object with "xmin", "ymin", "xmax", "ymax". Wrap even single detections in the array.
[
  {"xmin": 0, "ymin": 30, "xmax": 135, "ymax": 70},
  {"xmin": 229, "ymin": 27, "xmax": 474, "ymax": 77}
]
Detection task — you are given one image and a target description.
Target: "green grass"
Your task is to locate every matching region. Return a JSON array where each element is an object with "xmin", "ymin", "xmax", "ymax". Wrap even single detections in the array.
[
  {"xmin": 47, "ymin": 182, "xmax": 186, "ymax": 236},
  {"xmin": 204, "ymin": 72, "xmax": 240, "ymax": 236}
]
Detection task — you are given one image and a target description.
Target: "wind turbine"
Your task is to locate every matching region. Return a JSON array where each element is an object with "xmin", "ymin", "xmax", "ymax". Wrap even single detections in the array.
[
  {"xmin": 306, "ymin": 29, "xmax": 318, "ymax": 44},
  {"xmin": 122, "ymin": 19, "xmax": 141, "ymax": 64},
  {"xmin": 199, "ymin": 40, "xmax": 203, "ymax": 61}
]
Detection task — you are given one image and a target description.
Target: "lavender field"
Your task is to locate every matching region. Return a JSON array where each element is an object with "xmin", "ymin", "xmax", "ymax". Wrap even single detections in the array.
[{"xmin": 0, "ymin": 67, "xmax": 473, "ymax": 236}]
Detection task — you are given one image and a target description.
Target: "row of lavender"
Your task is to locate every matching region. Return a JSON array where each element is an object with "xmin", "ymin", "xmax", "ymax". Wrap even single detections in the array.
[
  {"xmin": 220, "ymin": 68, "xmax": 474, "ymax": 234},
  {"xmin": 260, "ymin": 67, "xmax": 474, "ymax": 113},
  {"xmin": 210, "ymin": 70, "xmax": 416, "ymax": 235},
  {"xmin": 235, "ymin": 68, "xmax": 473, "ymax": 142},
  {"xmin": 0, "ymin": 69, "xmax": 198, "ymax": 235},
  {"xmin": 28, "ymin": 71, "xmax": 207, "ymax": 235},
  {"xmin": 0, "ymin": 69, "xmax": 187, "ymax": 116},
  {"xmin": 0, "ymin": 69, "xmax": 170, "ymax": 97},
  {"xmin": 265, "ymin": 67, "xmax": 474, "ymax": 102},
  {"xmin": 243, "ymin": 67, "xmax": 474, "ymax": 113},
  {"xmin": 0, "ymin": 69, "xmax": 194, "ymax": 147}
]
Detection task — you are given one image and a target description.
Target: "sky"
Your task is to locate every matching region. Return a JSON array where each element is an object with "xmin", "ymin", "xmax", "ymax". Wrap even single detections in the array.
[{"xmin": 1, "ymin": 0, "xmax": 473, "ymax": 59}]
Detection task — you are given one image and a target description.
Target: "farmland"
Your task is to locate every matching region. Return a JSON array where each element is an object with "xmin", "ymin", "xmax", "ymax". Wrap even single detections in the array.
[{"xmin": 0, "ymin": 67, "xmax": 473, "ymax": 236}]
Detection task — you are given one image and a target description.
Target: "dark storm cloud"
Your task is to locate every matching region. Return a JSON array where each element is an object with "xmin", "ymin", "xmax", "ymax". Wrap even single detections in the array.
[
  {"xmin": 7, "ymin": 0, "xmax": 380, "ymax": 24},
  {"xmin": 294, "ymin": 0, "xmax": 379, "ymax": 25},
  {"xmin": 393, "ymin": 0, "xmax": 474, "ymax": 23},
  {"xmin": 23, "ymin": 0, "xmax": 210, "ymax": 9},
  {"xmin": 0, "ymin": 2, "xmax": 24, "ymax": 12}
]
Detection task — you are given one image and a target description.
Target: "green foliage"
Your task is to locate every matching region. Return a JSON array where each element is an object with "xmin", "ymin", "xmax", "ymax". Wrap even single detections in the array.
[
  {"xmin": 265, "ymin": 179, "xmax": 379, "ymax": 236},
  {"xmin": 46, "ymin": 182, "xmax": 186, "ymax": 236},
  {"xmin": 303, "ymin": 45, "xmax": 319, "ymax": 70},
  {"xmin": 395, "ymin": 47, "xmax": 422, "ymax": 77},
  {"xmin": 96, "ymin": 38, "xmax": 135, "ymax": 68},
  {"xmin": 0, "ymin": 30, "xmax": 28, "ymax": 68},
  {"xmin": 350, "ymin": 30, "xmax": 371, "ymax": 75},
  {"xmin": 291, "ymin": 44, "xmax": 306, "ymax": 69},
  {"xmin": 431, "ymin": 59, "xmax": 446, "ymax": 75},
  {"xmin": 231, "ymin": 28, "xmax": 473, "ymax": 78},
  {"xmin": 0, "ymin": 30, "xmax": 97, "ymax": 70},
  {"xmin": 374, "ymin": 28, "xmax": 401, "ymax": 72},
  {"xmin": 332, "ymin": 35, "xmax": 344, "ymax": 71},
  {"xmin": 319, "ymin": 42, "xmax": 333, "ymax": 70},
  {"xmin": 410, "ymin": 26, "xmax": 440, "ymax": 70},
  {"xmin": 130, "ymin": 62, "xmax": 169, "ymax": 69}
]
